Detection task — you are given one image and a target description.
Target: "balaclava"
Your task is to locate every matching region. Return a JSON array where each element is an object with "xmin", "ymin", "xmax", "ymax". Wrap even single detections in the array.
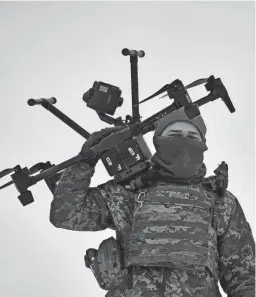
[{"xmin": 152, "ymin": 107, "xmax": 208, "ymax": 182}]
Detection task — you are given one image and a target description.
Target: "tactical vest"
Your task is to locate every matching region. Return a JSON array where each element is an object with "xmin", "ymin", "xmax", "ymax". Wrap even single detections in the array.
[{"xmin": 126, "ymin": 183, "xmax": 219, "ymax": 281}]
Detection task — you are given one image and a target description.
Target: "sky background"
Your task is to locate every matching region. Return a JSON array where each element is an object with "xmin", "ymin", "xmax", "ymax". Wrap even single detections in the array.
[{"xmin": 0, "ymin": 1, "xmax": 255, "ymax": 297}]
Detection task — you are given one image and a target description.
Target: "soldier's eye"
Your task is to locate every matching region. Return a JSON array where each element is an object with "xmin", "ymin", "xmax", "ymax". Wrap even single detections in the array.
[
  {"xmin": 188, "ymin": 135, "xmax": 200, "ymax": 140},
  {"xmin": 168, "ymin": 134, "xmax": 183, "ymax": 138}
]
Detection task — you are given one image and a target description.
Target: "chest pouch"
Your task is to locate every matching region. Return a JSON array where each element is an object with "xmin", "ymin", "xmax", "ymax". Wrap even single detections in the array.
[{"xmin": 84, "ymin": 236, "xmax": 128, "ymax": 290}]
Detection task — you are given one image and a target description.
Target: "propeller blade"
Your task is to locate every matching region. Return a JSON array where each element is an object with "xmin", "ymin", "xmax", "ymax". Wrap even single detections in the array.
[
  {"xmin": 0, "ymin": 180, "xmax": 13, "ymax": 190},
  {"xmin": 185, "ymin": 78, "xmax": 208, "ymax": 89},
  {"xmin": 0, "ymin": 168, "xmax": 15, "ymax": 179}
]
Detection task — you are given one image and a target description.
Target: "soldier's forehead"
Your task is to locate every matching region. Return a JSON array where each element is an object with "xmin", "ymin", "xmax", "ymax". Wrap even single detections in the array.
[{"xmin": 163, "ymin": 122, "xmax": 200, "ymax": 133}]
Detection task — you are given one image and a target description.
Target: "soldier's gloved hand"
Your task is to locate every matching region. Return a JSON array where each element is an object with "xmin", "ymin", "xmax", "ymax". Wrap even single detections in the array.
[{"xmin": 80, "ymin": 126, "xmax": 124, "ymax": 166}]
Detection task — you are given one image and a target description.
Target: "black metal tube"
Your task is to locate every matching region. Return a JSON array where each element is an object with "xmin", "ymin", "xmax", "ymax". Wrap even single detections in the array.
[
  {"xmin": 30, "ymin": 154, "xmax": 85, "ymax": 185},
  {"xmin": 193, "ymin": 94, "xmax": 218, "ymax": 107},
  {"xmin": 130, "ymin": 56, "xmax": 140, "ymax": 123},
  {"xmin": 39, "ymin": 99, "xmax": 90, "ymax": 139},
  {"xmin": 139, "ymin": 102, "xmax": 177, "ymax": 133}
]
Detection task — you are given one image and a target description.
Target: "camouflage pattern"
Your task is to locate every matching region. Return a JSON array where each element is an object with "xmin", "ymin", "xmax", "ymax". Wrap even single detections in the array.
[
  {"xmin": 126, "ymin": 184, "xmax": 219, "ymax": 283},
  {"xmin": 50, "ymin": 161, "xmax": 255, "ymax": 297}
]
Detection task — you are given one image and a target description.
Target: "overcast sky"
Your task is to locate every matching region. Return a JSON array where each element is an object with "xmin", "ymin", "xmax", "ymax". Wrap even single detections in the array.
[{"xmin": 0, "ymin": 1, "xmax": 255, "ymax": 297}]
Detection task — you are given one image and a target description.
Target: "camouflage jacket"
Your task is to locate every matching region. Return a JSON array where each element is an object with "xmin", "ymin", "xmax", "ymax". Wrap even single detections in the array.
[{"xmin": 50, "ymin": 161, "xmax": 255, "ymax": 297}]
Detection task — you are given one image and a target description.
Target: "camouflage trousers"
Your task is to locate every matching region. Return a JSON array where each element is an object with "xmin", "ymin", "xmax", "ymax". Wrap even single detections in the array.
[{"xmin": 105, "ymin": 266, "xmax": 222, "ymax": 297}]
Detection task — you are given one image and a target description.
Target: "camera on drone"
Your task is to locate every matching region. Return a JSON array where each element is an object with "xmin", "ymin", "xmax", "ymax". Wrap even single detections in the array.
[{"xmin": 83, "ymin": 81, "xmax": 123, "ymax": 116}]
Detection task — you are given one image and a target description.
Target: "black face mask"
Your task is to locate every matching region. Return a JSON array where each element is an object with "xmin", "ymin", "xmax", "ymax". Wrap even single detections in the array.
[{"xmin": 153, "ymin": 136, "xmax": 208, "ymax": 179}]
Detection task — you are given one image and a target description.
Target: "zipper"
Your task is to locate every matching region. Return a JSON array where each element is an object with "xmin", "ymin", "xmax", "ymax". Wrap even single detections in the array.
[{"xmin": 162, "ymin": 268, "xmax": 166, "ymax": 297}]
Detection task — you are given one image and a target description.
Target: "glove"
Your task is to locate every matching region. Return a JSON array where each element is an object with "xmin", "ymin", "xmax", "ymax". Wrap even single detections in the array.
[{"xmin": 80, "ymin": 126, "xmax": 124, "ymax": 166}]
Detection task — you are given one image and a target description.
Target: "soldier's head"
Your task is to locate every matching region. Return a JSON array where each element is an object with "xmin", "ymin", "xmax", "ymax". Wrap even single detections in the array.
[
  {"xmin": 153, "ymin": 107, "xmax": 207, "ymax": 142},
  {"xmin": 152, "ymin": 107, "xmax": 208, "ymax": 179}
]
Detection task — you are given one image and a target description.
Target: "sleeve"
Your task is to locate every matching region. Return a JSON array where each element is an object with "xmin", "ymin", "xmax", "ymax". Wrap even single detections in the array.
[
  {"xmin": 217, "ymin": 191, "xmax": 255, "ymax": 297},
  {"xmin": 49, "ymin": 161, "xmax": 114, "ymax": 231}
]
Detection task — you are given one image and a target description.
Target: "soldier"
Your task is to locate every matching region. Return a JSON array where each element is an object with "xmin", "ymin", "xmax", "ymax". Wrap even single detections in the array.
[{"xmin": 50, "ymin": 107, "xmax": 255, "ymax": 297}]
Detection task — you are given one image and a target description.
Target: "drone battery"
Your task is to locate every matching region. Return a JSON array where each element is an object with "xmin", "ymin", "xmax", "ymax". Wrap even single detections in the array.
[
  {"xmin": 135, "ymin": 135, "xmax": 152, "ymax": 160},
  {"xmin": 100, "ymin": 135, "xmax": 152, "ymax": 180},
  {"xmin": 84, "ymin": 82, "xmax": 122, "ymax": 116},
  {"xmin": 115, "ymin": 161, "xmax": 149, "ymax": 182},
  {"xmin": 117, "ymin": 138, "xmax": 144, "ymax": 167},
  {"xmin": 100, "ymin": 148, "xmax": 125, "ymax": 176}
]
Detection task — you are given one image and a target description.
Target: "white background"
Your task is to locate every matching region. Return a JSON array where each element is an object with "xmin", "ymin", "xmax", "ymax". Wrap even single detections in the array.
[{"xmin": 0, "ymin": 2, "xmax": 254, "ymax": 297}]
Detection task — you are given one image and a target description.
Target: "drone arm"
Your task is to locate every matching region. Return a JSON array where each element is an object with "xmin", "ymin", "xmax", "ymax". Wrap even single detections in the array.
[{"xmin": 28, "ymin": 98, "xmax": 90, "ymax": 139}]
